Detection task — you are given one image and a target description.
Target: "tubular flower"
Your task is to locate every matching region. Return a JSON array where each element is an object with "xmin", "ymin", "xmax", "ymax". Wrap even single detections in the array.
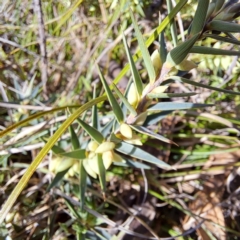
[
  {"xmin": 50, "ymin": 140, "xmax": 124, "ymax": 179},
  {"xmin": 50, "ymin": 157, "xmax": 80, "ymax": 179},
  {"xmin": 116, "ymin": 123, "xmax": 142, "ymax": 146},
  {"xmin": 83, "ymin": 140, "xmax": 124, "ymax": 178}
]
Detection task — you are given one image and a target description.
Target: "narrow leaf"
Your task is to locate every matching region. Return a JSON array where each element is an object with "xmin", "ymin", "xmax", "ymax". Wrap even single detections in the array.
[
  {"xmin": 144, "ymin": 111, "xmax": 173, "ymax": 126},
  {"xmin": 130, "ymin": 10, "xmax": 156, "ymax": 83},
  {"xmin": 114, "ymin": 158, "xmax": 151, "ymax": 169},
  {"xmin": 203, "ymin": 33, "xmax": 240, "ymax": 45},
  {"xmin": 207, "ymin": 20, "xmax": 240, "ymax": 33},
  {"xmin": 190, "ymin": 0, "xmax": 209, "ymax": 36},
  {"xmin": 167, "ymin": 0, "xmax": 178, "ymax": 46},
  {"xmin": 51, "ymin": 145, "xmax": 65, "ymax": 155},
  {"xmin": 166, "ymin": 76, "xmax": 240, "ymax": 95},
  {"xmin": 0, "ymin": 95, "xmax": 109, "ymax": 224},
  {"xmin": 147, "ymin": 92, "xmax": 196, "ymax": 98},
  {"xmin": 64, "ymin": 198, "xmax": 81, "ymax": 219},
  {"xmin": 116, "ymin": 142, "xmax": 171, "ymax": 169},
  {"xmin": 69, "ymin": 125, "xmax": 80, "ymax": 150},
  {"xmin": 190, "ymin": 46, "xmax": 240, "ymax": 56},
  {"xmin": 148, "ymin": 102, "xmax": 212, "ymax": 111},
  {"xmin": 97, "ymin": 66, "xmax": 124, "ymax": 123},
  {"xmin": 110, "ymin": 0, "xmax": 188, "ymax": 87},
  {"xmin": 46, "ymin": 168, "xmax": 69, "ymax": 192},
  {"xmin": 160, "ymin": 32, "xmax": 167, "ymax": 63},
  {"xmin": 122, "ymin": 32, "xmax": 143, "ymax": 95},
  {"xmin": 53, "ymin": 0, "xmax": 83, "ymax": 34},
  {"xmin": 92, "ymin": 85, "xmax": 98, "ymax": 129},
  {"xmin": 78, "ymin": 118, "xmax": 104, "ymax": 144},
  {"xmin": 58, "ymin": 149, "xmax": 86, "ymax": 159},
  {"xmin": 79, "ymin": 161, "xmax": 87, "ymax": 210},
  {"xmin": 131, "ymin": 125, "xmax": 175, "ymax": 145},
  {"xmin": 166, "ymin": 33, "xmax": 200, "ymax": 66},
  {"xmin": 112, "ymin": 83, "xmax": 137, "ymax": 116},
  {"xmin": 97, "ymin": 154, "xmax": 106, "ymax": 196},
  {"xmin": 213, "ymin": 0, "xmax": 225, "ymax": 13}
]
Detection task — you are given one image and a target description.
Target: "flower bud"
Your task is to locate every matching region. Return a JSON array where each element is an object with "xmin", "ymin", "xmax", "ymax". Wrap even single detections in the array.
[
  {"xmin": 83, "ymin": 158, "xmax": 97, "ymax": 178},
  {"xmin": 134, "ymin": 112, "xmax": 148, "ymax": 126},
  {"xmin": 68, "ymin": 166, "xmax": 75, "ymax": 177},
  {"xmin": 56, "ymin": 159, "xmax": 75, "ymax": 172},
  {"xmin": 127, "ymin": 83, "xmax": 139, "ymax": 108},
  {"xmin": 95, "ymin": 141, "xmax": 115, "ymax": 153},
  {"xmin": 49, "ymin": 157, "xmax": 62, "ymax": 172},
  {"xmin": 152, "ymin": 85, "xmax": 168, "ymax": 94},
  {"xmin": 102, "ymin": 151, "xmax": 114, "ymax": 169},
  {"xmin": 120, "ymin": 123, "xmax": 133, "ymax": 139},
  {"xmin": 88, "ymin": 151, "xmax": 96, "ymax": 159},
  {"xmin": 88, "ymin": 141, "xmax": 99, "ymax": 152},
  {"xmin": 151, "ymin": 49, "xmax": 163, "ymax": 77}
]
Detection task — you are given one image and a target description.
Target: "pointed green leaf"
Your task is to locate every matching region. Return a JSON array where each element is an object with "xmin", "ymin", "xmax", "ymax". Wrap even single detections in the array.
[
  {"xmin": 130, "ymin": 10, "xmax": 156, "ymax": 84},
  {"xmin": 122, "ymin": 33, "xmax": 143, "ymax": 96},
  {"xmin": 160, "ymin": 32, "xmax": 167, "ymax": 63},
  {"xmin": 0, "ymin": 95, "xmax": 109, "ymax": 224},
  {"xmin": 166, "ymin": 76, "xmax": 240, "ymax": 95},
  {"xmin": 51, "ymin": 145, "xmax": 65, "ymax": 154},
  {"xmin": 46, "ymin": 168, "xmax": 69, "ymax": 192},
  {"xmin": 110, "ymin": 0, "xmax": 188, "ymax": 87},
  {"xmin": 42, "ymin": 138, "xmax": 65, "ymax": 155},
  {"xmin": 78, "ymin": 118, "xmax": 104, "ymax": 144},
  {"xmin": 64, "ymin": 198, "xmax": 81, "ymax": 219},
  {"xmin": 190, "ymin": 0, "xmax": 209, "ymax": 36},
  {"xmin": 69, "ymin": 125, "xmax": 80, "ymax": 150},
  {"xmin": 121, "ymin": 78, "xmax": 134, "ymax": 119},
  {"xmin": 166, "ymin": 33, "xmax": 200, "ymax": 66},
  {"xmin": 213, "ymin": 0, "xmax": 225, "ymax": 13},
  {"xmin": 167, "ymin": 0, "xmax": 178, "ymax": 46},
  {"xmin": 97, "ymin": 66, "xmax": 124, "ymax": 123},
  {"xmin": 112, "ymin": 83, "xmax": 137, "ymax": 116},
  {"xmin": 207, "ymin": 20, "xmax": 240, "ymax": 33},
  {"xmin": 116, "ymin": 142, "xmax": 171, "ymax": 169},
  {"xmin": 92, "ymin": 85, "xmax": 98, "ymax": 129},
  {"xmin": 190, "ymin": 46, "xmax": 240, "ymax": 56},
  {"xmin": 131, "ymin": 125, "xmax": 175, "ymax": 145},
  {"xmin": 144, "ymin": 111, "xmax": 173, "ymax": 126},
  {"xmin": 147, "ymin": 92, "xmax": 197, "ymax": 98},
  {"xmin": 79, "ymin": 161, "xmax": 87, "ymax": 210},
  {"xmin": 97, "ymin": 154, "xmax": 106, "ymax": 195},
  {"xmin": 206, "ymin": 2, "xmax": 216, "ymax": 20},
  {"xmin": 148, "ymin": 102, "xmax": 212, "ymax": 111},
  {"xmin": 114, "ymin": 158, "xmax": 151, "ymax": 169},
  {"xmin": 203, "ymin": 33, "xmax": 240, "ymax": 45},
  {"xmin": 58, "ymin": 149, "xmax": 86, "ymax": 159}
]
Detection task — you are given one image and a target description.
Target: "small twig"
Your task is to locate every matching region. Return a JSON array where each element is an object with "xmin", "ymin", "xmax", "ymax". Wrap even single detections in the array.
[
  {"xmin": 33, "ymin": 0, "xmax": 48, "ymax": 94},
  {"xmin": 0, "ymin": 37, "xmax": 40, "ymax": 58},
  {"xmin": 98, "ymin": 0, "xmax": 107, "ymax": 24}
]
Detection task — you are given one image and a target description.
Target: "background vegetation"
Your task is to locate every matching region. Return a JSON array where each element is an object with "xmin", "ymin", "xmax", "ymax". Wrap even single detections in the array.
[{"xmin": 0, "ymin": 0, "xmax": 240, "ymax": 239}]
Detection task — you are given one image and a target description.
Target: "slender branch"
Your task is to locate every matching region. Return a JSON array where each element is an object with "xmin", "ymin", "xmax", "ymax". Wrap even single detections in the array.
[{"xmin": 33, "ymin": 0, "xmax": 48, "ymax": 93}]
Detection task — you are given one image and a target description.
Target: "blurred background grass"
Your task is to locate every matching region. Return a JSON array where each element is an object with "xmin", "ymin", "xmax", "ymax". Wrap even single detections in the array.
[{"xmin": 0, "ymin": 0, "xmax": 240, "ymax": 239}]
